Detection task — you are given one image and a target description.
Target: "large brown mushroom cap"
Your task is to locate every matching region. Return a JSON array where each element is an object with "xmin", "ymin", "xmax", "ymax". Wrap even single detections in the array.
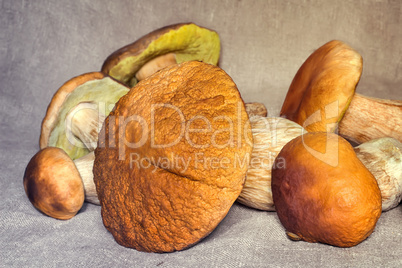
[
  {"xmin": 280, "ymin": 40, "xmax": 363, "ymax": 132},
  {"xmin": 271, "ymin": 132, "xmax": 382, "ymax": 247},
  {"xmin": 101, "ymin": 23, "xmax": 221, "ymax": 86},
  {"xmin": 23, "ymin": 147, "xmax": 85, "ymax": 220},
  {"xmin": 93, "ymin": 61, "xmax": 253, "ymax": 252}
]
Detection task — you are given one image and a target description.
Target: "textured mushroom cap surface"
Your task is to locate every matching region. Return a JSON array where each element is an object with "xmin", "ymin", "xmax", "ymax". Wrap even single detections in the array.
[
  {"xmin": 101, "ymin": 23, "xmax": 220, "ymax": 86},
  {"xmin": 23, "ymin": 147, "xmax": 85, "ymax": 220},
  {"xmin": 271, "ymin": 132, "xmax": 382, "ymax": 247},
  {"xmin": 40, "ymin": 72, "xmax": 130, "ymax": 159},
  {"xmin": 93, "ymin": 61, "xmax": 253, "ymax": 252},
  {"xmin": 280, "ymin": 40, "xmax": 363, "ymax": 132}
]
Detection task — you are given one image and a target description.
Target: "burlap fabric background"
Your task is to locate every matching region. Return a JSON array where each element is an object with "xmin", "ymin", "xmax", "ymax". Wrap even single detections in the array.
[{"xmin": 1, "ymin": 0, "xmax": 401, "ymax": 267}]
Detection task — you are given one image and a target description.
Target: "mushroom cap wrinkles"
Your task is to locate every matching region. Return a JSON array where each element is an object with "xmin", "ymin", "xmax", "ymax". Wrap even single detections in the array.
[{"xmin": 93, "ymin": 61, "xmax": 253, "ymax": 252}]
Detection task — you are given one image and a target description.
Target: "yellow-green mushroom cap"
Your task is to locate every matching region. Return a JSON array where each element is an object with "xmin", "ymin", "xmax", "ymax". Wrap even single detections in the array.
[
  {"xmin": 101, "ymin": 23, "xmax": 221, "ymax": 87},
  {"xmin": 40, "ymin": 72, "xmax": 130, "ymax": 160}
]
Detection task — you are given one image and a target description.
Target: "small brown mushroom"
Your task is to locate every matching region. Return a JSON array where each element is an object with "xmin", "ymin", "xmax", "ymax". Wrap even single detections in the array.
[
  {"xmin": 271, "ymin": 132, "xmax": 382, "ymax": 247},
  {"xmin": 280, "ymin": 40, "xmax": 402, "ymax": 144},
  {"xmin": 23, "ymin": 147, "xmax": 99, "ymax": 220},
  {"xmin": 354, "ymin": 137, "xmax": 402, "ymax": 211},
  {"xmin": 23, "ymin": 147, "xmax": 85, "ymax": 220}
]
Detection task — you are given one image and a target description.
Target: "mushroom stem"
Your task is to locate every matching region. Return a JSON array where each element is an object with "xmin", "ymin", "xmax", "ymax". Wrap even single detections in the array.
[
  {"xmin": 73, "ymin": 151, "xmax": 99, "ymax": 205},
  {"xmin": 338, "ymin": 93, "xmax": 402, "ymax": 144},
  {"xmin": 237, "ymin": 116, "xmax": 305, "ymax": 211},
  {"xmin": 135, "ymin": 53, "xmax": 177, "ymax": 81},
  {"xmin": 66, "ymin": 102, "xmax": 106, "ymax": 151},
  {"xmin": 354, "ymin": 137, "xmax": 402, "ymax": 211}
]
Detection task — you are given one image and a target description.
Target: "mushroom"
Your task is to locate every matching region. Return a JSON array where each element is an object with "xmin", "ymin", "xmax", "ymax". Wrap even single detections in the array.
[
  {"xmin": 280, "ymin": 40, "xmax": 402, "ymax": 144},
  {"xmin": 40, "ymin": 72, "xmax": 130, "ymax": 159},
  {"xmin": 271, "ymin": 132, "xmax": 382, "ymax": 247},
  {"xmin": 23, "ymin": 147, "xmax": 99, "ymax": 217},
  {"xmin": 93, "ymin": 61, "xmax": 253, "ymax": 252},
  {"xmin": 237, "ymin": 116, "xmax": 305, "ymax": 211},
  {"xmin": 354, "ymin": 137, "xmax": 402, "ymax": 211},
  {"xmin": 101, "ymin": 23, "xmax": 220, "ymax": 87},
  {"xmin": 23, "ymin": 147, "xmax": 87, "ymax": 220}
]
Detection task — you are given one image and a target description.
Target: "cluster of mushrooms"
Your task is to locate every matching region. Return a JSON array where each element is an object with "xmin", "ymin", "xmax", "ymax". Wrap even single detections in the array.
[{"xmin": 23, "ymin": 23, "xmax": 401, "ymax": 252}]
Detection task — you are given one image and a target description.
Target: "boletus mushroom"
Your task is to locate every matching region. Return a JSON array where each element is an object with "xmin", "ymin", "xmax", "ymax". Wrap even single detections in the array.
[
  {"xmin": 23, "ymin": 147, "xmax": 86, "ymax": 220},
  {"xmin": 93, "ymin": 61, "xmax": 253, "ymax": 252},
  {"xmin": 101, "ymin": 23, "xmax": 221, "ymax": 87},
  {"xmin": 271, "ymin": 132, "xmax": 382, "ymax": 247},
  {"xmin": 23, "ymin": 147, "xmax": 99, "ymax": 219},
  {"xmin": 40, "ymin": 72, "xmax": 130, "ymax": 160},
  {"xmin": 237, "ymin": 116, "xmax": 305, "ymax": 211},
  {"xmin": 280, "ymin": 40, "xmax": 402, "ymax": 144}
]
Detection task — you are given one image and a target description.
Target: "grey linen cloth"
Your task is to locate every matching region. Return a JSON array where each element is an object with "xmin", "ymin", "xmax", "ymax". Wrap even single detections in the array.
[{"xmin": 1, "ymin": 0, "xmax": 401, "ymax": 267}]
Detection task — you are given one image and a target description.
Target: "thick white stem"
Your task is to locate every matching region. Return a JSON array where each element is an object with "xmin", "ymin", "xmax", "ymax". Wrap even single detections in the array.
[
  {"xmin": 354, "ymin": 137, "xmax": 402, "ymax": 212},
  {"xmin": 74, "ymin": 152, "xmax": 99, "ymax": 205}
]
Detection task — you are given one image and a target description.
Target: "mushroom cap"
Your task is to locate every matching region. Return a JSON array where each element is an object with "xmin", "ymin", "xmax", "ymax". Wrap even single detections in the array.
[
  {"xmin": 280, "ymin": 40, "xmax": 363, "ymax": 132},
  {"xmin": 271, "ymin": 132, "xmax": 382, "ymax": 247},
  {"xmin": 93, "ymin": 61, "xmax": 253, "ymax": 252},
  {"xmin": 237, "ymin": 116, "xmax": 305, "ymax": 211},
  {"xmin": 40, "ymin": 72, "xmax": 130, "ymax": 159},
  {"xmin": 23, "ymin": 147, "xmax": 85, "ymax": 220},
  {"xmin": 101, "ymin": 23, "xmax": 220, "ymax": 86}
]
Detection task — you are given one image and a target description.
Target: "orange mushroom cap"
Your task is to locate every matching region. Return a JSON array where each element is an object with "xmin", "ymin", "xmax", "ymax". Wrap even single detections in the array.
[{"xmin": 280, "ymin": 40, "xmax": 363, "ymax": 133}]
